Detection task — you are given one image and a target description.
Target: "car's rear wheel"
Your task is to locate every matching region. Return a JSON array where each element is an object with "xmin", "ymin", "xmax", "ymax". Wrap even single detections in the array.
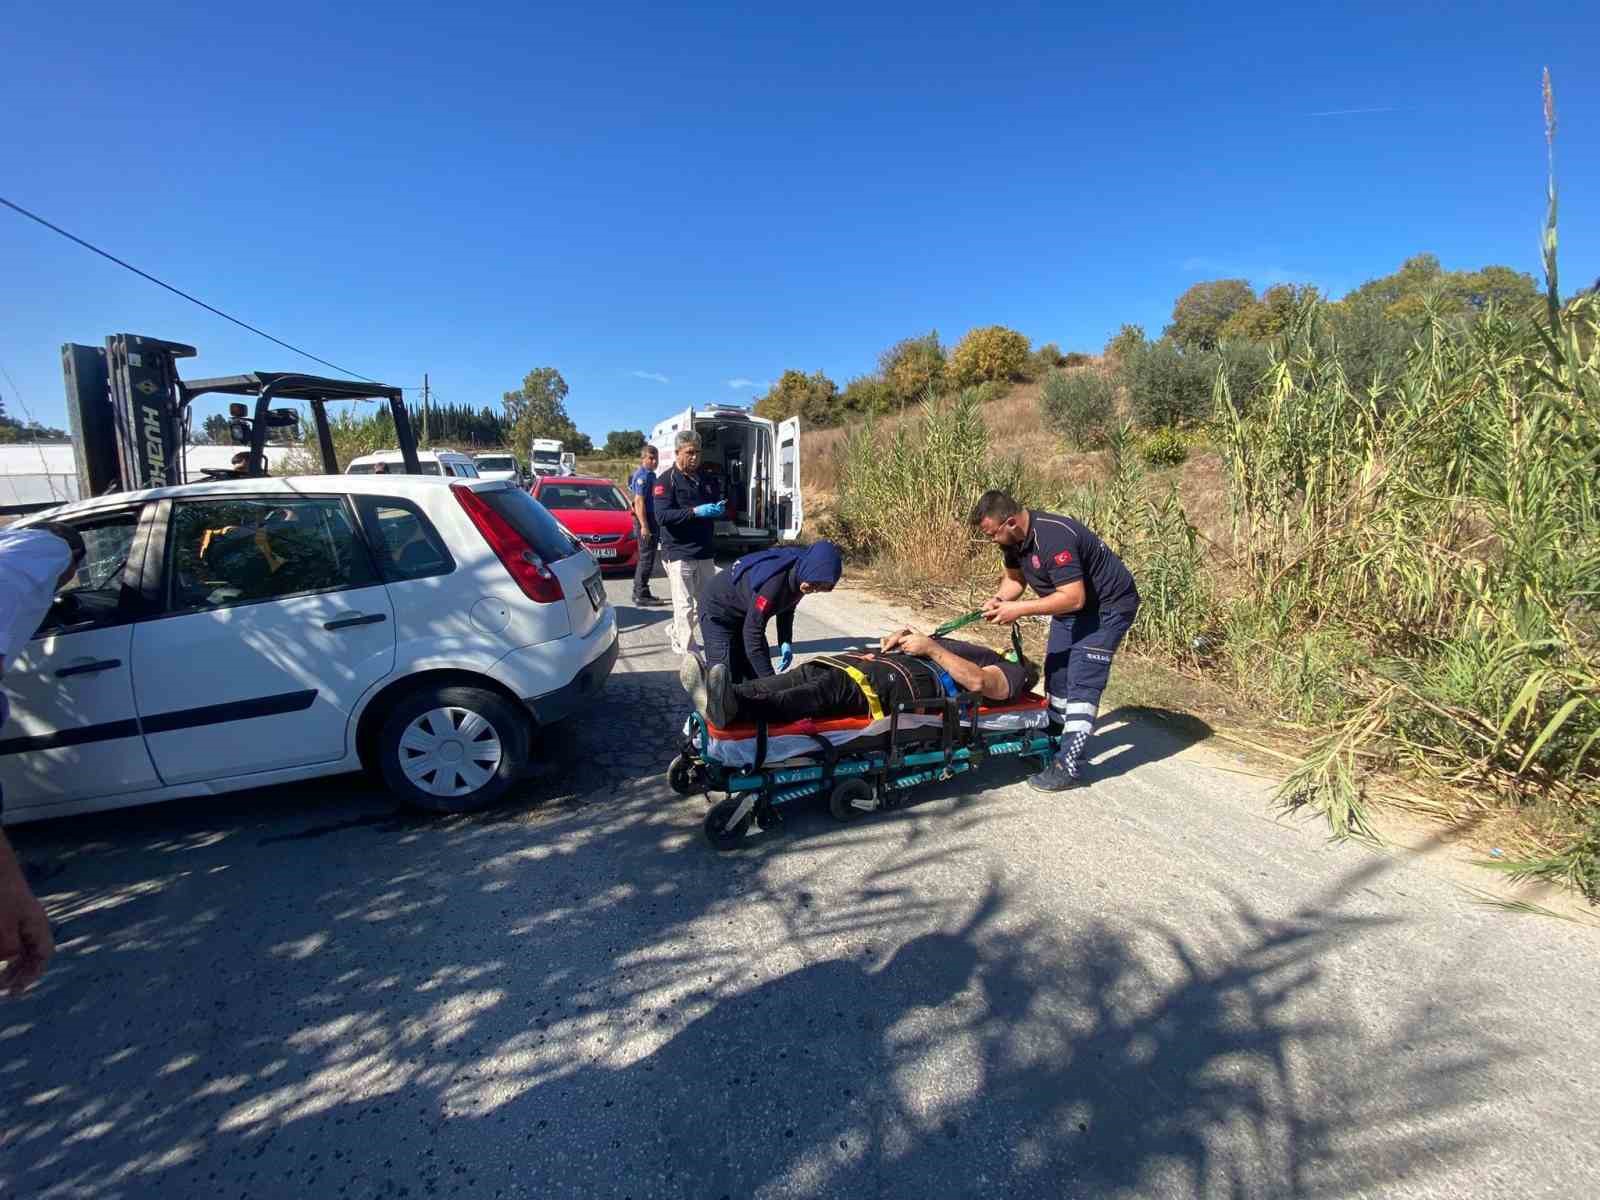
[{"xmin": 377, "ymin": 685, "xmax": 530, "ymax": 814}]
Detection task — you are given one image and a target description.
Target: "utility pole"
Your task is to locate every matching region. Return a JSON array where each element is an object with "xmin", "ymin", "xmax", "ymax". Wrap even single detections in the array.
[{"xmin": 421, "ymin": 373, "xmax": 430, "ymax": 444}]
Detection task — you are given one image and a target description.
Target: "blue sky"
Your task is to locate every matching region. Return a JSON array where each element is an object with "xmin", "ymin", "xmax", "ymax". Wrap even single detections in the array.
[{"xmin": 3, "ymin": 2, "xmax": 1596, "ymax": 443}]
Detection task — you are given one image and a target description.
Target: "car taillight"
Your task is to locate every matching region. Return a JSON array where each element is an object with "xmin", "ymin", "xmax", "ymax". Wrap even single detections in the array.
[{"xmin": 451, "ymin": 484, "xmax": 565, "ymax": 604}]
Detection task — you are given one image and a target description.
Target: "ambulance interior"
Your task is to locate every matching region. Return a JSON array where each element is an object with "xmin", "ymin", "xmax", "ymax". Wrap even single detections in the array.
[{"xmin": 694, "ymin": 415, "xmax": 772, "ymax": 536}]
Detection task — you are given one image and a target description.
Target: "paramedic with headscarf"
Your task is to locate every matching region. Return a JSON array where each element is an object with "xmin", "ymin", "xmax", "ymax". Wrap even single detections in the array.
[
  {"xmin": 685, "ymin": 541, "xmax": 844, "ymax": 689},
  {"xmin": 0, "ymin": 522, "xmax": 86, "ymax": 996}
]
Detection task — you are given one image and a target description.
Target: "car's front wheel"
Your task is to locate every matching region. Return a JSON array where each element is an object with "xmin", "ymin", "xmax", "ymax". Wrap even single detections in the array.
[{"xmin": 376, "ymin": 684, "xmax": 531, "ymax": 813}]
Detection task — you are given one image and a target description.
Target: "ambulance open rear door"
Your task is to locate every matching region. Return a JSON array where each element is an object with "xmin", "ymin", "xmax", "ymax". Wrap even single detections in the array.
[{"xmin": 776, "ymin": 416, "xmax": 802, "ymax": 541}]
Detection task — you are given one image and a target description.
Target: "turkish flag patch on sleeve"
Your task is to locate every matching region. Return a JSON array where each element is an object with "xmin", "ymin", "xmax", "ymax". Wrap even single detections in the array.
[
  {"xmin": 755, "ymin": 594, "xmax": 769, "ymax": 612},
  {"xmin": 653, "ymin": 485, "xmax": 666, "ymax": 496},
  {"xmin": 1054, "ymin": 550, "xmax": 1073, "ymax": 566}
]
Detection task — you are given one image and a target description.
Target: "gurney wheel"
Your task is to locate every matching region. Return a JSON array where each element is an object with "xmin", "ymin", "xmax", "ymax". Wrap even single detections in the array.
[
  {"xmin": 668, "ymin": 753, "xmax": 696, "ymax": 797},
  {"xmin": 704, "ymin": 794, "xmax": 757, "ymax": 851},
  {"xmin": 828, "ymin": 779, "xmax": 875, "ymax": 822}
]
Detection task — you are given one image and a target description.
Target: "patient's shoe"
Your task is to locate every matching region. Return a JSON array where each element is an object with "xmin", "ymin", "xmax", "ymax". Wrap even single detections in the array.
[
  {"xmin": 705, "ymin": 663, "xmax": 739, "ymax": 729},
  {"xmin": 679, "ymin": 653, "xmax": 710, "ymax": 715},
  {"xmin": 1027, "ymin": 760, "xmax": 1087, "ymax": 793}
]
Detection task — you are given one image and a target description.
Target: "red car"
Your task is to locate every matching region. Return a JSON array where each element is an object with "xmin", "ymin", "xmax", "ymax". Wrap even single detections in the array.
[{"xmin": 531, "ymin": 475, "xmax": 639, "ymax": 574}]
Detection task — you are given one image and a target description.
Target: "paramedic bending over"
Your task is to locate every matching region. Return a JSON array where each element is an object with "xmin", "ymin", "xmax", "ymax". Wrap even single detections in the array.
[
  {"xmin": 970, "ymin": 489, "xmax": 1140, "ymax": 793},
  {"xmin": 686, "ymin": 541, "xmax": 843, "ymax": 689}
]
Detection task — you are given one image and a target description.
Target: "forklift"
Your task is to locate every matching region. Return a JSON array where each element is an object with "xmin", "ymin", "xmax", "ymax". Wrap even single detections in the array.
[{"xmin": 61, "ymin": 332, "xmax": 421, "ymax": 497}]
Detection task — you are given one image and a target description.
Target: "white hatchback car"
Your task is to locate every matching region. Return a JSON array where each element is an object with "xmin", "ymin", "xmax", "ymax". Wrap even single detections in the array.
[
  {"xmin": 0, "ymin": 476, "xmax": 617, "ymax": 824},
  {"xmin": 345, "ymin": 449, "xmax": 481, "ymax": 478}
]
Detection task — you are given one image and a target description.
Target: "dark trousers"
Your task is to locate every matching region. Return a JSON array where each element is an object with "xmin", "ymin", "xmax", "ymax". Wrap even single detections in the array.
[
  {"xmin": 701, "ymin": 616, "xmax": 764, "ymax": 684},
  {"xmin": 1043, "ymin": 603, "xmax": 1138, "ymax": 775},
  {"xmin": 732, "ymin": 664, "xmax": 867, "ymax": 724},
  {"xmin": 632, "ymin": 526, "xmax": 659, "ymax": 600}
]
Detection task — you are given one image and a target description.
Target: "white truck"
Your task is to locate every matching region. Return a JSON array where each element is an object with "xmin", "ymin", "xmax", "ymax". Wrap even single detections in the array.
[
  {"xmin": 648, "ymin": 404, "xmax": 801, "ymax": 552},
  {"xmin": 529, "ymin": 438, "xmax": 564, "ymax": 478}
]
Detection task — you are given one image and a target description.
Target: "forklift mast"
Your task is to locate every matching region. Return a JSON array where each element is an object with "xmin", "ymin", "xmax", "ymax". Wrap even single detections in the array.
[
  {"xmin": 60, "ymin": 332, "xmax": 419, "ymax": 497},
  {"xmin": 62, "ymin": 334, "xmax": 196, "ymax": 496}
]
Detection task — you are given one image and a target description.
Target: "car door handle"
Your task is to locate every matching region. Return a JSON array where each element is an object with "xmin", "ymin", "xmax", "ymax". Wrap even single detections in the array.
[
  {"xmin": 55, "ymin": 658, "xmax": 122, "ymax": 678},
  {"xmin": 324, "ymin": 612, "xmax": 388, "ymax": 631}
]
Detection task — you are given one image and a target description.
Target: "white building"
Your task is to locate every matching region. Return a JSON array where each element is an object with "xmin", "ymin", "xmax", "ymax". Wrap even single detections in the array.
[{"xmin": 0, "ymin": 443, "xmax": 300, "ymax": 511}]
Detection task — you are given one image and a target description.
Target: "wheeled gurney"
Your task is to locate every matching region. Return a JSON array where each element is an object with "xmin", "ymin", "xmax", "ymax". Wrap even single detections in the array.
[{"xmin": 668, "ymin": 688, "xmax": 1060, "ymax": 850}]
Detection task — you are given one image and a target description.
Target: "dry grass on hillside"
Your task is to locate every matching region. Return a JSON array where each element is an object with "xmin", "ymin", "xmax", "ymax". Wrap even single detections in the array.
[{"xmin": 803, "ymin": 378, "xmax": 1234, "ymax": 556}]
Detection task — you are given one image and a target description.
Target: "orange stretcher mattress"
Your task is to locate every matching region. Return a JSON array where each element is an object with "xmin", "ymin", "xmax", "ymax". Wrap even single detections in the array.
[{"xmin": 702, "ymin": 693, "xmax": 1053, "ymax": 767}]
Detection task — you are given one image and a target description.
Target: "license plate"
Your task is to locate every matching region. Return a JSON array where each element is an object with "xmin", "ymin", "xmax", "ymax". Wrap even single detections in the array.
[
  {"xmin": 584, "ymin": 575, "xmax": 605, "ymax": 610},
  {"xmin": 592, "ymin": 547, "xmax": 617, "ymax": 559}
]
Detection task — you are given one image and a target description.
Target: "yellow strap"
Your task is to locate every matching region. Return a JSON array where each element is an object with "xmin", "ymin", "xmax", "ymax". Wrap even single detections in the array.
[{"xmin": 815, "ymin": 656, "xmax": 886, "ymax": 720}]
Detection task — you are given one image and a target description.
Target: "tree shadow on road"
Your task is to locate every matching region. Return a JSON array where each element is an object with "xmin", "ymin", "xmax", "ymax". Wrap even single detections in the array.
[
  {"xmin": 0, "ymin": 672, "xmax": 1557, "ymax": 1199},
  {"xmin": 484, "ymin": 857, "xmax": 1510, "ymax": 1199}
]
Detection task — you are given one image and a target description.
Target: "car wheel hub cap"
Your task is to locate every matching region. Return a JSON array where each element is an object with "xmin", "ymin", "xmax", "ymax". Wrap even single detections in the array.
[{"xmin": 399, "ymin": 707, "xmax": 502, "ymax": 797}]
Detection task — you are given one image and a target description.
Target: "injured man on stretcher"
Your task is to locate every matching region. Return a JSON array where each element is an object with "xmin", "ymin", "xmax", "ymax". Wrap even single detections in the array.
[{"xmin": 681, "ymin": 628, "xmax": 1041, "ymax": 730}]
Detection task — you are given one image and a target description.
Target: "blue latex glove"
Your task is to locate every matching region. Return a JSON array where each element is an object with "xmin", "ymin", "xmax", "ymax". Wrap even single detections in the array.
[
  {"xmin": 777, "ymin": 643, "xmax": 794, "ymax": 672},
  {"xmin": 692, "ymin": 501, "xmax": 726, "ymax": 518}
]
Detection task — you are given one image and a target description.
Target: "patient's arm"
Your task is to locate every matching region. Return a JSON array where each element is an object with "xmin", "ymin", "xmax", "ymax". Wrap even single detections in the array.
[{"xmin": 898, "ymin": 634, "xmax": 1012, "ymax": 701}]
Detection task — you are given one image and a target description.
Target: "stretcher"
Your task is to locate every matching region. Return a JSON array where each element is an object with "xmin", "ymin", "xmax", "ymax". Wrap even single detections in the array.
[{"xmin": 668, "ymin": 689, "xmax": 1060, "ymax": 850}]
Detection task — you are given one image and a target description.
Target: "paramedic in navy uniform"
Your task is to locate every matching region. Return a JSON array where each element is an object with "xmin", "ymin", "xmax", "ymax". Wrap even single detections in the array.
[
  {"xmin": 628, "ymin": 443, "xmax": 665, "ymax": 607},
  {"xmin": 654, "ymin": 429, "xmax": 725, "ymax": 657},
  {"xmin": 970, "ymin": 490, "xmax": 1140, "ymax": 792},
  {"xmin": 683, "ymin": 542, "xmax": 843, "ymax": 697}
]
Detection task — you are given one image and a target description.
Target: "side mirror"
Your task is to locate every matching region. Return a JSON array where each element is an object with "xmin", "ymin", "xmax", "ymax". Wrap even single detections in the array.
[{"xmin": 44, "ymin": 591, "xmax": 82, "ymax": 629}]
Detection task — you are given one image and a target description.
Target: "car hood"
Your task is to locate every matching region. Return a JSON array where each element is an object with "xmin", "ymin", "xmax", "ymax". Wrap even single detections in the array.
[{"xmin": 546, "ymin": 508, "xmax": 634, "ymax": 536}]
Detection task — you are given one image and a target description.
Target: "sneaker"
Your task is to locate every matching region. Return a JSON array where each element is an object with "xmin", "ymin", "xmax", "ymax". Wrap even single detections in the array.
[
  {"xmin": 1027, "ymin": 762, "xmax": 1087, "ymax": 793},
  {"xmin": 705, "ymin": 663, "xmax": 738, "ymax": 729},
  {"xmin": 634, "ymin": 593, "xmax": 667, "ymax": 606},
  {"xmin": 678, "ymin": 653, "xmax": 709, "ymax": 715}
]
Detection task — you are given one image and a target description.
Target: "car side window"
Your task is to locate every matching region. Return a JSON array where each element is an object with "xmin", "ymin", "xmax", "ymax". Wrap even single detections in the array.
[
  {"xmin": 166, "ymin": 496, "xmax": 377, "ymax": 612},
  {"xmin": 35, "ymin": 509, "xmax": 143, "ymax": 635},
  {"xmin": 358, "ymin": 498, "xmax": 455, "ymax": 582}
]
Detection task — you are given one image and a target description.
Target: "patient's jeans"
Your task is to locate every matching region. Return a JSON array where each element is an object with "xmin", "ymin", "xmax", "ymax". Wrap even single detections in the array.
[{"xmin": 733, "ymin": 664, "xmax": 867, "ymax": 724}]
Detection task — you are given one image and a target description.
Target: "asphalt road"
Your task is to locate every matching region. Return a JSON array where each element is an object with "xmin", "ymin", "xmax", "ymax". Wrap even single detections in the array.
[{"xmin": 4, "ymin": 571, "xmax": 1598, "ymax": 1200}]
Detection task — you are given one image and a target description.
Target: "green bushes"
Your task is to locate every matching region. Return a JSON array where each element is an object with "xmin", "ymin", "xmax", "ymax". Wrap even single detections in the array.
[
  {"xmin": 839, "ymin": 375, "xmax": 897, "ymax": 418},
  {"xmin": 1138, "ymin": 427, "xmax": 1189, "ymax": 467},
  {"xmin": 1040, "ymin": 367, "xmax": 1113, "ymax": 448},
  {"xmin": 753, "ymin": 370, "xmax": 841, "ymax": 425},
  {"xmin": 1120, "ymin": 339, "xmax": 1217, "ymax": 428},
  {"xmin": 947, "ymin": 325, "xmax": 1031, "ymax": 387},
  {"xmin": 880, "ymin": 332, "xmax": 947, "ymax": 404}
]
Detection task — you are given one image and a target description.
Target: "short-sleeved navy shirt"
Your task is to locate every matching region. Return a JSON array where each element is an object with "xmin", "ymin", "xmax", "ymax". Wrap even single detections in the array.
[
  {"xmin": 628, "ymin": 466, "xmax": 657, "ymax": 528},
  {"xmin": 1002, "ymin": 510, "xmax": 1139, "ymax": 615}
]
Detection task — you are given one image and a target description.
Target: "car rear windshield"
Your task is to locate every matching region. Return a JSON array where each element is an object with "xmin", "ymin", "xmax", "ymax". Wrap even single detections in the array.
[
  {"xmin": 537, "ymin": 482, "xmax": 628, "ymax": 511},
  {"xmin": 477, "ymin": 457, "xmax": 516, "ymax": 471},
  {"xmin": 480, "ymin": 487, "xmax": 578, "ymax": 562}
]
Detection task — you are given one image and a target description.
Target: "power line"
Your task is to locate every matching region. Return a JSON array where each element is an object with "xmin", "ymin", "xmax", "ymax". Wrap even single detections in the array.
[{"xmin": 1, "ymin": 194, "xmax": 377, "ymax": 382}]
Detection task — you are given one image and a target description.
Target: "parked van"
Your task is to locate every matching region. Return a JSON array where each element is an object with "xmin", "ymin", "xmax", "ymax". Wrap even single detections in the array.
[
  {"xmin": 648, "ymin": 405, "xmax": 801, "ymax": 552},
  {"xmin": 346, "ymin": 449, "xmax": 481, "ymax": 478},
  {"xmin": 474, "ymin": 453, "xmax": 525, "ymax": 485}
]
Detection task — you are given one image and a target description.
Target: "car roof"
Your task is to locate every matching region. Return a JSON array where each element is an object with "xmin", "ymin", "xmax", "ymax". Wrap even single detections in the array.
[
  {"xmin": 348, "ymin": 449, "xmax": 471, "ymax": 463},
  {"xmin": 534, "ymin": 475, "xmax": 617, "ymax": 487},
  {"xmin": 14, "ymin": 473, "xmax": 507, "ymax": 523}
]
